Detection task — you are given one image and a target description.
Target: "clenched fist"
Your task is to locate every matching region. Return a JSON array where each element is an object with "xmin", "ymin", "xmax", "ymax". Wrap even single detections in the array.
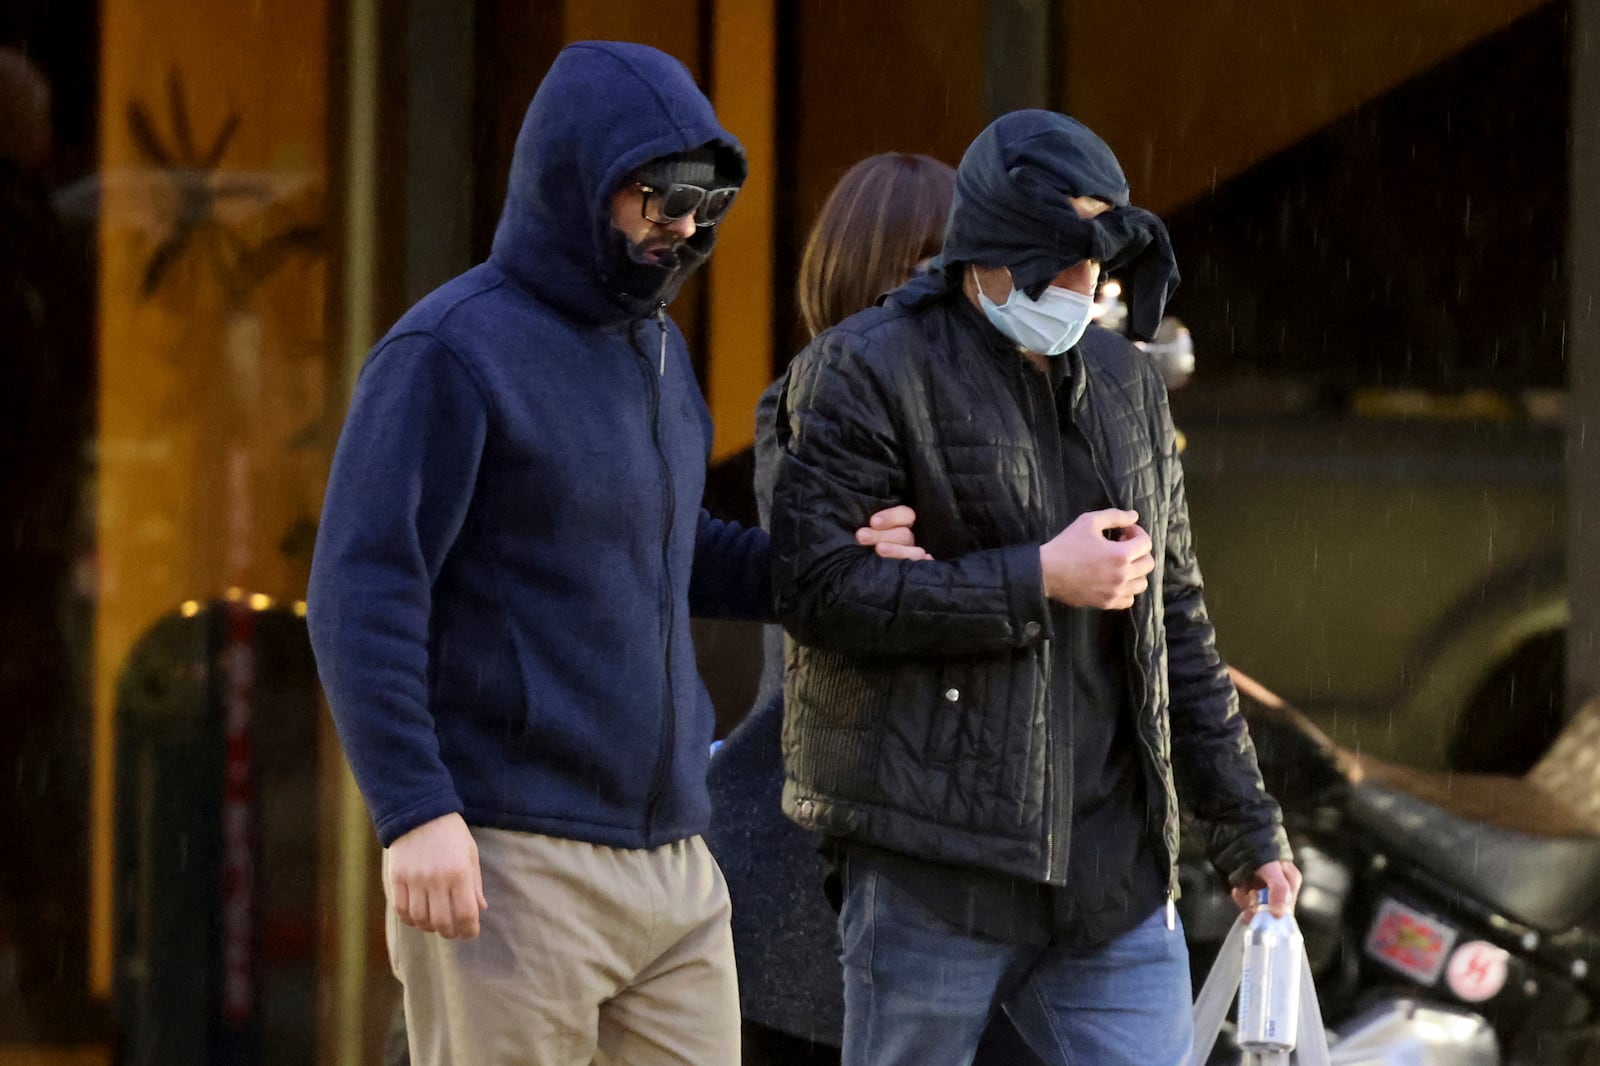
[
  {"xmin": 1039, "ymin": 508, "xmax": 1155, "ymax": 610},
  {"xmin": 387, "ymin": 812, "xmax": 489, "ymax": 939}
]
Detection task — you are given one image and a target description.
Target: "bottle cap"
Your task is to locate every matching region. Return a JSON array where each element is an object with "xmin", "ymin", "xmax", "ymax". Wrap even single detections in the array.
[{"xmin": 1258, "ymin": 887, "xmax": 1270, "ymax": 906}]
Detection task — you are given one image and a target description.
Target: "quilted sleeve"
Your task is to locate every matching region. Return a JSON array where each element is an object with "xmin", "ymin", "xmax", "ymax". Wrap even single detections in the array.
[{"xmin": 770, "ymin": 329, "xmax": 1051, "ymax": 659}]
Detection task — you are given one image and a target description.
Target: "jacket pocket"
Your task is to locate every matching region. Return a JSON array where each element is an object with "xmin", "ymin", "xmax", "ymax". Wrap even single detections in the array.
[
  {"xmin": 924, "ymin": 659, "xmax": 977, "ymax": 766},
  {"xmin": 1000, "ymin": 648, "xmax": 1047, "ymax": 820},
  {"xmin": 502, "ymin": 625, "xmax": 540, "ymax": 743},
  {"xmin": 429, "ymin": 626, "xmax": 528, "ymax": 740}
]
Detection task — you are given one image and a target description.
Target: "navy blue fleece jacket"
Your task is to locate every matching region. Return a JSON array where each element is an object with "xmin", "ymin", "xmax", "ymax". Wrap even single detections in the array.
[{"xmin": 307, "ymin": 41, "xmax": 769, "ymax": 849}]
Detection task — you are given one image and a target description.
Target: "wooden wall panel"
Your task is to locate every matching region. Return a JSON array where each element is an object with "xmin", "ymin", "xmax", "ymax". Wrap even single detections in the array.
[{"xmin": 779, "ymin": 0, "xmax": 988, "ymax": 360}]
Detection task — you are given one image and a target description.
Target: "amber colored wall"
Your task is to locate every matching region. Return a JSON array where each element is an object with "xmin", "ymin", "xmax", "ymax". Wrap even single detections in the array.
[
  {"xmin": 1064, "ymin": 0, "xmax": 1551, "ymax": 214},
  {"xmin": 706, "ymin": 2, "xmax": 777, "ymax": 460},
  {"xmin": 92, "ymin": 0, "xmax": 329, "ymax": 996}
]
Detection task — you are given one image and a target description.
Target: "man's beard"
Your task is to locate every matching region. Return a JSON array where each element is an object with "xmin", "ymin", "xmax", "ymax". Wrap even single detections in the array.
[{"xmin": 604, "ymin": 227, "xmax": 710, "ymax": 315}]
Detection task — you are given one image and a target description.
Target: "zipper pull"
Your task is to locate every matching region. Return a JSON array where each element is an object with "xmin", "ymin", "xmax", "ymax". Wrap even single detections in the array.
[{"xmin": 656, "ymin": 305, "xmax": 668, "ymax": 377}]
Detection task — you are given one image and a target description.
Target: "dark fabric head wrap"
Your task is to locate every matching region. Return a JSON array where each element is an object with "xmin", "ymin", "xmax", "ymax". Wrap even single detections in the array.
[{"xmin": 941, "ymin": 109, "xmax": 1179, "ymax": 340}]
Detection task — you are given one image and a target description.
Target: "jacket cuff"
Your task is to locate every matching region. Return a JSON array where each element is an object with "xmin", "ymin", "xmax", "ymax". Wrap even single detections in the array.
[
  {"xmin": 1219, "ymin": 823, "xmax": 1294, "ymax": 886},
  {"xmin": 1001, "ymin": 543, "xmax": 1053, "ymax": 646},
  {"xmin": 374, "ymin": 790, "xmax": 466, "ymax": 848}
]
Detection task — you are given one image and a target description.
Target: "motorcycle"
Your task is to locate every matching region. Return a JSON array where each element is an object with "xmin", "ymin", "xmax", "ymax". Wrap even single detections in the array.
[
  {"xmin": 1179, "ymin": 671, "xmax": 1600, "ymax": 1065},
  {"xmin": 1104, "ymin": 285, "xmax": 1599, "ymax": 1062}
]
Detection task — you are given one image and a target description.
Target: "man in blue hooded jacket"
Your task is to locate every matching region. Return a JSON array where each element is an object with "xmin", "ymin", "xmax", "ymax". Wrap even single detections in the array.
[{"xmin": 308, "ymin": 41, "xmax": 915, "ymax": 1065}]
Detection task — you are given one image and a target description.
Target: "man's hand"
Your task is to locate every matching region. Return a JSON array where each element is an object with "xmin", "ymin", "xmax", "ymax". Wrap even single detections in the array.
[
  {"xmin": 855, "ymin": 504, "xmax": 931, "ymax": 561},
  {"xmin": 1039, "ymin": 508, "xmax": 1154, "ymax": 608},
  {"xmin": 387, "ymin": 812, "xmax": 489, "ymax": 939},
  {"xmin": 1231, "ymin": 859, "xmax": 1304, "ymax": 918}
]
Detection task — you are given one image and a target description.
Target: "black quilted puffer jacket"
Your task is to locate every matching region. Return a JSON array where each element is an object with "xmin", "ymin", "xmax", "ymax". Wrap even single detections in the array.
[{"xmin": 770, "ymin": 278, "xmax": 1291, "ymax": 897}]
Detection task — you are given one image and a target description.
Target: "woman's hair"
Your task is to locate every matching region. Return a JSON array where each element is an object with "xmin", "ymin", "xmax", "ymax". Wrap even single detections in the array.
[{"xmin": 797, "ymin": 152, "xmax": 956, "ymax": 338}]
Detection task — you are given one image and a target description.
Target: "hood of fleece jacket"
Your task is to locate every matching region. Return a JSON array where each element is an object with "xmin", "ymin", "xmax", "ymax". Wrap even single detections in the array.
[{"xmin": 490, "ymin": 41, "xmax": 747, "ymax": 326}]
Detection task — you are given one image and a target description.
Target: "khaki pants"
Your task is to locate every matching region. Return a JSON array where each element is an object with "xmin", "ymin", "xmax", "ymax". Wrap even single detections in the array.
[{"xmin": 385, "ymin": 829, "xmax": 739, "ymax": 1066}]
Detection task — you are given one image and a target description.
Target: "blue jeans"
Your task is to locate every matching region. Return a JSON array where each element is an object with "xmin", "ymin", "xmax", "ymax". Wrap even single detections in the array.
[{"xmin": 839, "ymin": 856, "xmax": 1193, "ymax": 1066}]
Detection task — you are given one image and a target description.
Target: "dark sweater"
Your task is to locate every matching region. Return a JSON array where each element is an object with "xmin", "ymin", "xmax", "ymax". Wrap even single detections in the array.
[{"xmin": 307, "ymin": 42, "xmax": 768, "ymax": 849}]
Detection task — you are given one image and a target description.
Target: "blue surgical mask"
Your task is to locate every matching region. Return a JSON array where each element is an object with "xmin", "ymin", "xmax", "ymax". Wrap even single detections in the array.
[{"xmin": 974, "ymin": 268, "xmax": 1096, "ymax": 356}]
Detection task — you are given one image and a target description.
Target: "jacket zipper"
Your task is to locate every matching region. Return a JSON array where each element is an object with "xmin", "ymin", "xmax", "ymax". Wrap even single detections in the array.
[
  {"xmin": 635, "ymin": 306, "xmax": 677, "ymax": 840},
  {"xmin": 1076, "ymin": 371, "xmax": 1180, "ymax": 909},
  {"xmin": 1021, "ymin": 362, "xmax": 1071, "ymax": 884},
  {"xmin": 657, "ymin": 306, "xmax": 668, "ymax": 376}
]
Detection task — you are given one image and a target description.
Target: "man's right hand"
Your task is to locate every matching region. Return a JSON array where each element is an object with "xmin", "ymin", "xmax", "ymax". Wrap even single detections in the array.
[
  {"xmin": 1039, "ymin": 508, "xmax": 1155, "ymax": 609},
  {"xmin": 387, "ymin": 812, "xmax": 489, "ymax": 939}
]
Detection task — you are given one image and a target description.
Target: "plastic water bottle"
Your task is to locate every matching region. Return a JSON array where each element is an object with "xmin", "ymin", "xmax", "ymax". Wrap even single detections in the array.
[{"xmin": 1236, "ymin": 888, "xmax": 1303, "ymax": 1053}]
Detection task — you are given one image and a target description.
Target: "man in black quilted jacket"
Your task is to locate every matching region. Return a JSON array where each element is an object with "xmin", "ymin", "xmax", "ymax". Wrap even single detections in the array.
[{"xmin": 770, "ymin": 110, "xmax": 1302, "ymax": 1066}]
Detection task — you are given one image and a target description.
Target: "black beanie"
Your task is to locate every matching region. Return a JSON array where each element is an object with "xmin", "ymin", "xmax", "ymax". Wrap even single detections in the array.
[{"xmin": 634, "ymin": 146, "xmax": 722, "ymax": 188}]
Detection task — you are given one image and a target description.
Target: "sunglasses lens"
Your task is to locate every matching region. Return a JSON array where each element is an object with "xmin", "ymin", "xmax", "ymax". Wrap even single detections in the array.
[
  {"xmin": 697, "ymin": 187, "xmax": 737, "ymax": 225},
  {"xmin": 656, "ymin": 184, "xmax": 705, "ymax": 222},
  {"xmin": 638, "ymin": 181, "xmax": 737, "ymax": 227}
]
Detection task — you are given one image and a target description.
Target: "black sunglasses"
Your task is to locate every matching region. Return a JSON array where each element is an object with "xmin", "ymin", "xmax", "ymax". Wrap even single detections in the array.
[{"xmin": 633, "ymin": 181, "xmax": 738, "ymax": 227}]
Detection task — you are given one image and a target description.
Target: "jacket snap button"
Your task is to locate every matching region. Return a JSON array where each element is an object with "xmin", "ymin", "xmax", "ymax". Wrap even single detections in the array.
[
  {"xmin": 1023, "ymin": 621, "xmax": 1042, "ymax": 639},
  {"xmin": 944, "ymin": 688, "xmax": 960, "ymax": 702}
]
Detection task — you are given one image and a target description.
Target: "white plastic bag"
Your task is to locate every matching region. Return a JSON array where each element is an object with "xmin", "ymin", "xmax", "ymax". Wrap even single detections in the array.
[{"xmin": 1190, "ymin": 916, "xmax": 1332, "ymax": 1066}]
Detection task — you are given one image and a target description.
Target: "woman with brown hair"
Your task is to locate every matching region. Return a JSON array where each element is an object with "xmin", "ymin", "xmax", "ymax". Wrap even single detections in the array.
[
  {"xmin": 795, "ymin": 152, "xmax": 957, "ymax": 340},
  {"xmin": 706, "ymin": 152, "xmax": 967, "ymax": 1064}
]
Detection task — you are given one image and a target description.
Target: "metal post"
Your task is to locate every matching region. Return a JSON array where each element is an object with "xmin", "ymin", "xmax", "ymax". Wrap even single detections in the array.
[
  {"xmin": 1570, "ymin": 0, "xmax": 1600, "ymax": 714},
  {"xmin": 332, "ymin": 1, "xmax": 381, "ymax": 1063},
  {"xmin": 983, "ymin": 0, "xmax": 1056, "ymax": 118},
  {"xmin": 404, "ymin": 0, "xmax": 477, "ymax": 302}
]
